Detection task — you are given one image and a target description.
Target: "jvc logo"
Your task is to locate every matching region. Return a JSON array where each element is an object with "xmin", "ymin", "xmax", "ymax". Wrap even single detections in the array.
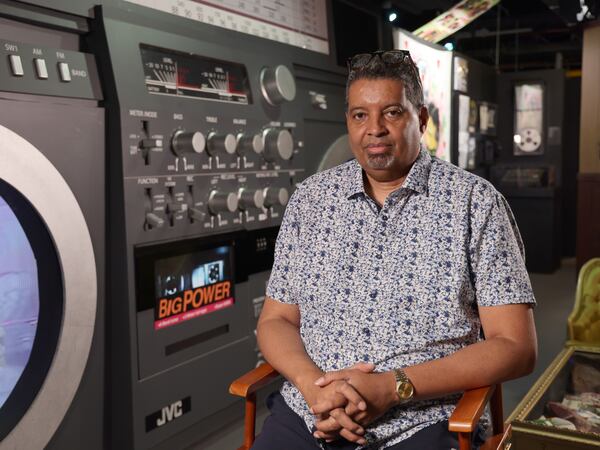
[
  {"xmin": 145, "ymin": 397, "xmax": 191, "ymax": 432},
  {"xmin": 157, "ymin": 400, "xmax": 182, "ymax": 427}
]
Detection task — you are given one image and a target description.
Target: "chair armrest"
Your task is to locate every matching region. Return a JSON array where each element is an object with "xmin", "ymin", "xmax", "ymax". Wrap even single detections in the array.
[
  {"xmin": 448, "ymin": 385, "xmax": 496, "ymax": 433},
  {"xmin": 229, "ymin": 363, "xmax": 280, "ymax": 398}
]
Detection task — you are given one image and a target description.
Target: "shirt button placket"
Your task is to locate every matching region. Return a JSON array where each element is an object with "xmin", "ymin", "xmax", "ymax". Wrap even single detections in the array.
[{"xmin": 379, "ymin": 207, "xmax": 389, "ymax": 238}]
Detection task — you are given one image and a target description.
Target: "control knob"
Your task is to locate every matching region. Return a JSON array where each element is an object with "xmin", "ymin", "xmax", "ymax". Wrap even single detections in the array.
[
  {"xmin": 236, "ymin": 133, "xmax": 264, "ymax": 156},
  {"xmin": 263, "ymin": 187, "xmax": 289, "ymax": 208},
  {"xmin": 139, "ymin": 138, "xmax": 163, "ymax": 150},
  {"xmin": 188, "ymin": 207, "xmax": 205, "ymax": 221},
  {"xmin": 207, "ymin": 132, "xmax": 237, "ymax": 156},
  {"xmin": 171, "ymin": 130, "xmax": 205, "ymax": 156},
  {"xmin": 238, "ymin": 187, "xmax": 265, "ymax": 210},
  {"xmin": 167, "ymin": 201, "xmax": 185, "ymax": 215},
  {"xmin": 259, "ymin": 65, "xmax": 296, "ymax": 106},
  {"xmin": 262, "ymin": 128, "xmax": 293, "ymax": 162},
  {"xmin": 208, "ymin": 190, "xmax": 239, "ymax": 215},
  {"xmin": 185, "ymin": 189, "xmax": 205, "ymax": 222},
  {"xmin": 145, "ymin": 212, "xmax": 165, "ymax": 229}
]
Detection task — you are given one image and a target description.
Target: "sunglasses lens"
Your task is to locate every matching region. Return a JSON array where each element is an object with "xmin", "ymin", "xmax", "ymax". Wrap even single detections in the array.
[
  {"xmin": 381, "ymin": 51, "xmax": 404, "ymax": 65},
  {"xmin": 348, "ymin": 51, "xmax": 414, "ymax": 71},
  {"xmin": 350, "ymin": 53, "xmax": 373, "ymax": 69}
]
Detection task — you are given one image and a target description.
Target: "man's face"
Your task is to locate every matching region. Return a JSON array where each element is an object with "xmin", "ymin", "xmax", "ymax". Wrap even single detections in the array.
[{"xmin": 346, "ymin": 78, "xmax": 428, "ymax": 182}]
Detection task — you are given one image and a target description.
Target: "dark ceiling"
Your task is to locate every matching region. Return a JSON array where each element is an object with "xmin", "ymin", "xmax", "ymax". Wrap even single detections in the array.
[{"xmin": 377, "ymin": 0, "xmax": 598, "ymax": 72}]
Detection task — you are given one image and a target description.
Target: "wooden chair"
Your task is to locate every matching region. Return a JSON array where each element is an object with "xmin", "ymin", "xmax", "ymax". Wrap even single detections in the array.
[{"xmin": 230, "ymin": 363, "xmax": 509, "ymax": 450}]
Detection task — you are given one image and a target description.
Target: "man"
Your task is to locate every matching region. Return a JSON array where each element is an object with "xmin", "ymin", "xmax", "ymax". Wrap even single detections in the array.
[{"xmin": 254, "ymin": 50, "xmax": 537, "ymax": 450}]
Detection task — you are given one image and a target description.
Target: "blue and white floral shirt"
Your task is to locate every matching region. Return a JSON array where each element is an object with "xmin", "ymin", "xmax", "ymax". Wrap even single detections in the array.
[{"xmin": 266, "ymin": 148, "xmax": 535, "ymax": 449}]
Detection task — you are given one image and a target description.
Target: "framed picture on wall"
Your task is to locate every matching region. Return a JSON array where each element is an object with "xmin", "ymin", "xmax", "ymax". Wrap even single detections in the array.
[
  {"xmin": 454, "ymin": 56, "xmax": 469, "ymax": 92},
  {"xmin": 513, "ymin": 82, "xmax": 544, "ymax": 156},
  {"xmin": 479, "ymin": 101, "xmax": 497, "ymax": 136},
  {"xmin": 468, "ymin": 98, "xmax": 478, "ymax": 133}
]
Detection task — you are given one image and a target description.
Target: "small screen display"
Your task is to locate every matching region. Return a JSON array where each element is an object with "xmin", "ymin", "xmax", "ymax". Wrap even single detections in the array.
[
  {"xmin": 152, "ymin": 246, "xmax": 235, "ymax": 330},
  {"xmin": 140, "ymin": 44, "xmax": 252, "ymax": 104},
  {"xmin": 0, "ymin": 196, "xmax": 39, "ymax": 408}
]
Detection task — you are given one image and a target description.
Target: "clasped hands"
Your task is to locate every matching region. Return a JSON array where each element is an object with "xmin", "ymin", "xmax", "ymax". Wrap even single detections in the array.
[{"xmin": 303, "ymin": 362, "xmax": 398, "ymax": 445}]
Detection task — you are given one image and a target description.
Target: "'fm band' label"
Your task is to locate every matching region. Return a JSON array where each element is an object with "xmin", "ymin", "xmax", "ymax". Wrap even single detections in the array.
[{"xmin": 155, "ymin": 280, "xmax": 233, "ymax": 329}]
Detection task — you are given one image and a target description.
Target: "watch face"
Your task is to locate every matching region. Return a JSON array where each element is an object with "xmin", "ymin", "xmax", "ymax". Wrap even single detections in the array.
[{"xmin": 398, "ymin": 381, "xmax": 414, "ymax": 400}]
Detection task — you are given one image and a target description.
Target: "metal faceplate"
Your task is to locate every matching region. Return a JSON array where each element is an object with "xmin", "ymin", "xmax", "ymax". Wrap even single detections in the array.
[{"xmin": 94, "ymin": 4, "xmax": 348, "ymax": 448}]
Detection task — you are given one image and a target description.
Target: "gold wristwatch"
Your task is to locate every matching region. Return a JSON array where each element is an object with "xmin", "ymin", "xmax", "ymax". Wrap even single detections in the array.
[{"xmin": 393, "ymin": 368, "xmax": 415, "ymax": 403}]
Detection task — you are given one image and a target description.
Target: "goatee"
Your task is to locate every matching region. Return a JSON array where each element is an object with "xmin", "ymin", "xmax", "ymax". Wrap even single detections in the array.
[{"xmin": 366, "ymin": 153, "xmax": 394, "ymax": 169}]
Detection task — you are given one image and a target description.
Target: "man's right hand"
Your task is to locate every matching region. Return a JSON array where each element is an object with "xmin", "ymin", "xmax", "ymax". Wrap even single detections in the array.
[
  {"xmin": 298, "ymin": 362, "xmax": 375, "ymax": 445},
  {"xmin": 256, "ymin": 299, "xmax": 372, "ymax": 444}
]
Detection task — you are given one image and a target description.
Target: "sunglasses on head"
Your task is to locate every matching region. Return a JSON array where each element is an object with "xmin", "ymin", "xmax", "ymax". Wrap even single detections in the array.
[{"xmin": 346, "ymin": 50, "xmax": 413, "ymax": 72}]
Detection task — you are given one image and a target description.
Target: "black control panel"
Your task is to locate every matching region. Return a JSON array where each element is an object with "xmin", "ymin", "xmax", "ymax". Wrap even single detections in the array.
[{"xmin": 89, "ymin": 2, "xmax": 347, "ymax": 448}]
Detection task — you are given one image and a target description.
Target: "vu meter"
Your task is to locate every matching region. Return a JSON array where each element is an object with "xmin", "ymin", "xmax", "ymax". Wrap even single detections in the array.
[{"xmin": 140, "ymin": 44, "xmax": 252, "ymax": 104}]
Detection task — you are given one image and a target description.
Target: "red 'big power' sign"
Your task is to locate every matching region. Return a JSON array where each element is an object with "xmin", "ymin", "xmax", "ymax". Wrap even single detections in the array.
[{"xmin": 154, "ymin": 280, "xmax": 233, "ymax": 329}]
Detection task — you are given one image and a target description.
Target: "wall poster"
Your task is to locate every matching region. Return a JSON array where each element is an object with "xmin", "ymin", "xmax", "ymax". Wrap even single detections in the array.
[
  {"xmin": 458, "ymin": 94, "xmax": 470, "ymax": 169},
  {"xmin": 413, "ymin": 0, "xmax": 500, "ymax": 44},
  {"xmin": 394, "ymin": 30, "xmax": 453, "ymax": 162}
]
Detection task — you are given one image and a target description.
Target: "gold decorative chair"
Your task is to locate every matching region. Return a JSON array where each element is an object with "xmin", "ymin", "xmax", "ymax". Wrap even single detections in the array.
[
  {"xmin": 568, "ymin": 257, "xmax": 600, "ymax": 344},
  {"xmin": 230, "ymin": 363, "xmax": 508, "ymax": 450}
]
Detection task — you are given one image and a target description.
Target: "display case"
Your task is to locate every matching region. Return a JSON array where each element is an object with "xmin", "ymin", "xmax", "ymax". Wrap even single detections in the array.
[{"xmin": 507, "ymin": 259, "xmax": 600, "ymax": 449}]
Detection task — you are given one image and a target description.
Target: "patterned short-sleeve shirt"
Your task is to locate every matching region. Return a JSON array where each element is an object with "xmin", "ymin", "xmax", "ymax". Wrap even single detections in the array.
[{"xmin": 266, "ymin": 148, "xmax": 536, "ymax": 449}]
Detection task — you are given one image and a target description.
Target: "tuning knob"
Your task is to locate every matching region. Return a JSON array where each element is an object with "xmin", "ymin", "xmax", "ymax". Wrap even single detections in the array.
[
  {"xmin": 236, "ymin": 133, "xmax": 264, "ymax": 156},
  {"xmin": 263, "ymin": 187, "xmax": 289, "ymax": 208},
  {"xmin": 259, "ymin": 65, "xmax": 296, "ymax": 106},
  {"xmin": 208, "ymin": 190, "xmax": 239, "ymax": 214},
  {"xmin": 263, "ymin": 128, "xmax": 293, "ymax": 162},
  {"xmin": 238, "ymin": 187, "xmax": 265, "ymax": 210},
  {"xmin": 171, "ymin": 130, "xmax": 205, "ymax": 156},
  {"xmin": 207, "ymin": 132, "xmax": 237, "ymax": 156}
]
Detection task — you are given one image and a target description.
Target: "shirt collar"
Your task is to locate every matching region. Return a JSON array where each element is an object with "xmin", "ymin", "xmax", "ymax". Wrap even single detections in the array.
[{"xmin": 345, "ymin": 147, "xmax": 432, "ymax": 199}]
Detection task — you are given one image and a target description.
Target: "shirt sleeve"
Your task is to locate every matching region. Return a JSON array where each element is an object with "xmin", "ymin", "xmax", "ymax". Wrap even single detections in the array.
[
  {"xmin": 468, "ymin": 184, "xmax": 536, "ymax": 307},
  {"xmin": 265, "ymin": 186, "xmax": 304, "ymax": 304}
]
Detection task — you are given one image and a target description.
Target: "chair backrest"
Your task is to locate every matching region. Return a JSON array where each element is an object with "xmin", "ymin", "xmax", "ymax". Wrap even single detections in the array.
[{"xmin": 568, "ymin": 258, "xmax": 600, "ymax": 344}]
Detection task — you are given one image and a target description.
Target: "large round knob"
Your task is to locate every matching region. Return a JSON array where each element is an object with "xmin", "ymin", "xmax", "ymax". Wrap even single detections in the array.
[
  {"xmin": 207, "ymin": 132, "xmax": 237, "ymax": 156},
  {"xmin": 171, "ymin": 130, "xmax": 205, "ymax": 156},
  {"xmin": 238, "ymin": 187, "xmax": 264, "ymax": 210},
  {"xmin": 263, "ymin": 187, "xmax": 289, "ymax": 208},
  {"xmin": 236, "ymin": 133, "xmax": 264, "ymax": 156},
  {"xmin": 263, "ymin": 128, "xmax": 293, "ymax": 162},
  {"xmin": 208, "ymin": 190, "xmax": 239, "ymax": 214},
  {"xmin": 259, "ymin": 65, "xmax": 296, "ymax": 106}
]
